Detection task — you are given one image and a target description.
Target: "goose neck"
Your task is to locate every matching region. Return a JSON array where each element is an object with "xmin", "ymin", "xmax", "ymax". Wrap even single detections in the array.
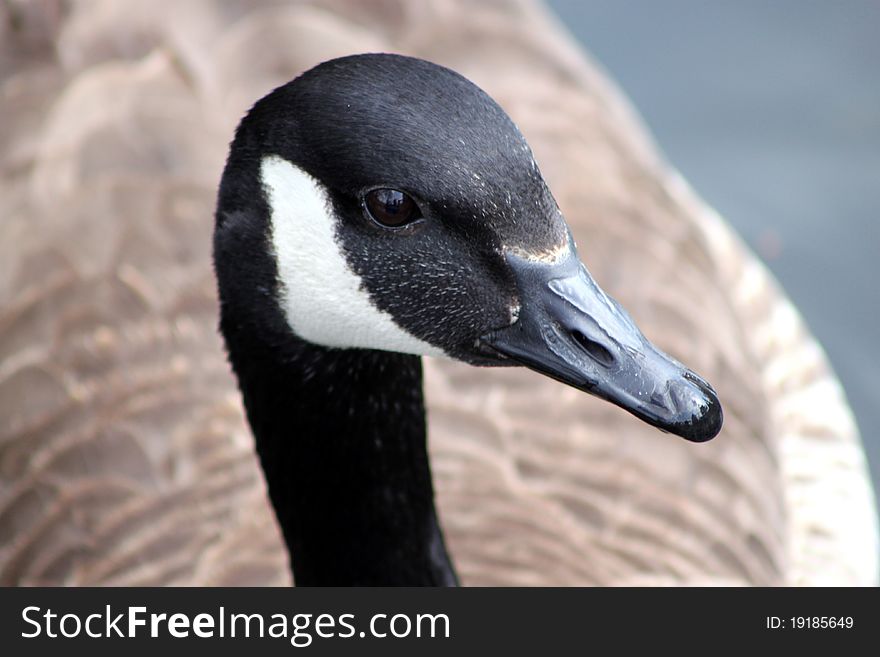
[{"xmin": 231, "ymin": 339, "xmax": 457, "ymax": 586}]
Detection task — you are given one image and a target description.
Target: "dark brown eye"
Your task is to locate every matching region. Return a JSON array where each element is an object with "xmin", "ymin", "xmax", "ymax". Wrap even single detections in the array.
[{"xmin": 364, "ymin": 188, "xmax": 421, "ymax": 227}]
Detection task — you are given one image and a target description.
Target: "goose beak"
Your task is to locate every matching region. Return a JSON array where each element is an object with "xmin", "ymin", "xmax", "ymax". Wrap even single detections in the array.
[{"xmin": 479, "ymin": 246, "xmax": 723, "ymax": 442}]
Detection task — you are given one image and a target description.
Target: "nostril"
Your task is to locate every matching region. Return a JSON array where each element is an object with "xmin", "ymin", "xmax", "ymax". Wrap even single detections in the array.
[{"xmin": 571, "ymin": 330, "xmax": 615, "ymax": 367}]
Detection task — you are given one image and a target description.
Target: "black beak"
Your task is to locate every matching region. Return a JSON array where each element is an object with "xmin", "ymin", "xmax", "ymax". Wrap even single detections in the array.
[{"xmin": 480, "ymin": 242, "xmax": 723, "ymax": 442}]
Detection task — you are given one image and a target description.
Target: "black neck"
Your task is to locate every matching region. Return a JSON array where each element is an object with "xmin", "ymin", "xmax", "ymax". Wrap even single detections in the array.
[{"xmin": 227, "ymin": 334, "xmax": 458, "ymax": 586}]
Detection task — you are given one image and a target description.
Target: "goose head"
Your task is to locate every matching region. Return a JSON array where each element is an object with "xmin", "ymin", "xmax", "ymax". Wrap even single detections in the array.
[{"xmin": 215, "ymin": 53, "xmax": 722, "ymax": 443}]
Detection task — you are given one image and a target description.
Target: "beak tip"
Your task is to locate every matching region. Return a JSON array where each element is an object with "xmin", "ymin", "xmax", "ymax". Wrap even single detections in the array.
[{"xmin": 672, "ymin": 386, "xmax": 723, "ymax": 443}]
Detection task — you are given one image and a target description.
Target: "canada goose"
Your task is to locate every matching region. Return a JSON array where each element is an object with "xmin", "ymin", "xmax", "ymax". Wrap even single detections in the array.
[
  {"xmin": 213, "ymin": 53, "xmax": 722, "ymax": 585},
  {"xmin": 0, "ymin": 0, "xmax": 876, "ymax": 586}
]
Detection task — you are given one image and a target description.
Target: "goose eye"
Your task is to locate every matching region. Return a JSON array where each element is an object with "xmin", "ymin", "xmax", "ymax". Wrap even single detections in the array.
[{"xmin": 364, "ymin": 188, "xmax": 421, "ymax": 227}]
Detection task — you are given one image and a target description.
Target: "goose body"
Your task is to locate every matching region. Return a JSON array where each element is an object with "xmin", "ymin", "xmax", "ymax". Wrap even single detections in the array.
[{"xmin": 0, "ymin": 0, "xmax": 876, "ymax": 586}]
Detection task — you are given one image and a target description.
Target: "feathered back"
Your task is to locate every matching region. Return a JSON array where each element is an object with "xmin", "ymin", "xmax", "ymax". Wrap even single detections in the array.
[{"xmin": 1, "ymin": 0, "xmax": 876, "ymax": 585}]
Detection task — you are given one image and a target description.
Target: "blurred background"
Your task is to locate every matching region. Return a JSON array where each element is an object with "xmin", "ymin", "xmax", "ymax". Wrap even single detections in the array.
[{"xmin": 548, "ymin": 0, "xmax": 880, "ymax": 492}]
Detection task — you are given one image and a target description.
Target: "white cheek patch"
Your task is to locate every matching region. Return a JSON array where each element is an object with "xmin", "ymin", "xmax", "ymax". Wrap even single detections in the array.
[{"xmin": 261, "ymin": 155, "xmax": 446, "ymax": 358}]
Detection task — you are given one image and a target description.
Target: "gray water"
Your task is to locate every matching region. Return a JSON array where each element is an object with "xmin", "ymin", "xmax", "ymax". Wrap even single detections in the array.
[{"xmin": 547, "ymin": 0, "xmax": 880, "ymax": 498}]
